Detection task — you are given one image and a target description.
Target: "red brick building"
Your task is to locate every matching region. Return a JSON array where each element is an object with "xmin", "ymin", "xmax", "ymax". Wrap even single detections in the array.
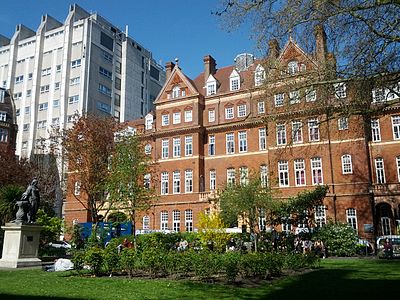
[{"xmin": 65, "ymin": 26, "xmax": 400, "ymax": 239}]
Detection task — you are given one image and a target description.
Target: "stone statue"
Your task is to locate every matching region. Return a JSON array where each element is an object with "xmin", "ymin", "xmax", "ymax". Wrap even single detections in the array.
[{"xmin": 14, "ymin": 178, "xmax": 40, "ymax": 223}]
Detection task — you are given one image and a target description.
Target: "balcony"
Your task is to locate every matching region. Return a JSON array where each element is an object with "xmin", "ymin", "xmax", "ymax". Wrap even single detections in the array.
[
  {"xmin": 199, "ymin": 190, "xmax": 218, "ymax": 202},
  {"xmin": 371, "ymin": 183, "xmax": 400, "ymax": 196}
]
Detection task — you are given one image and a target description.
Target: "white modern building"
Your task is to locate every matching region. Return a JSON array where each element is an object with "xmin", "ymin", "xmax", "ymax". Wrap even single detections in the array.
[{"xmin": 0, "ymin": 4, "xmax": 165, "ymax": 158}]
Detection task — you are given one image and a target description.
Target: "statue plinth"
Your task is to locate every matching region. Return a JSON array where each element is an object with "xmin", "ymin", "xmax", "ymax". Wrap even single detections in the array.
[{"xmin": 0, "ymin": 223, "xmax": 42, "ymax": 268}]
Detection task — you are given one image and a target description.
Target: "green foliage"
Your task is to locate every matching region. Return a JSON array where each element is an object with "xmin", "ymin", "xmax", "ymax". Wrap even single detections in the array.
[
  {"xmin": 223, "ymin": 251, "xmax": 241, "ymax": 282},
  {"xmin": 219, "ymin": 173, "xmax": 274, "ymax": 233},
  {"xmin": 313, "ymin": 222, "xmax": 358, "ymax": 256},
  {"xmin": 84, "ymin": 246, "xmax": 104, "ymax": 276},
  {"xmin": 120, "ymin": 248, "xmax": 137, "ymax": 278},
  {"xmin": 103, "ymin": 244, "xmax": 120, "ymax": 275},
  {"xmin": 36, "ymin": 209, "xmax": 63, "ymax": 246},
  {"xmin": 197, "ymin": 212, "xmax": 230, "ymax": 252},
  {"xmin": 71, "ymin": 249, "xmax": 86, "ymax": 272},
  {"xmin": 0, "ymin": 184, "xmax": 24, "ymax": 225}
]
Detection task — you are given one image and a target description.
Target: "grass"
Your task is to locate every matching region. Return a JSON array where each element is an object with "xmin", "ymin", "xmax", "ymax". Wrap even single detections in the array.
[{"xmin": 0, "ymin": 258, "xmax": 399, "ymax": 299}]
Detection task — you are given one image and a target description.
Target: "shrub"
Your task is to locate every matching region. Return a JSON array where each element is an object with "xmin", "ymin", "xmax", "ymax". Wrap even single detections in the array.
[
  {"xmin": 191, "ymin": 250, "xmax": 220, "ymax": 280},
  {"xmin": 103, "ymin": 244, "xmax": 120, "ymax": 275},
  {"xmin": 71, "ymin": 249, "xmax": 86, "ymax": 272},
  {"xmin": 239, "ymin": 252, "xmax": 267, "ymax": 278},
  {"xmin": 84, "ymin": 247, "xmax": 104, "ymax": 276},
  {"xmin": 314, "ymin": 222, "xmax": 358, "ymax": 256},
  {"xmin": 223, "ymin": 252, "xmax": 241, "ymax": 282},
  {"xmin": 120, "ymin": 248, "xmax": 137, "ymax": 277}
]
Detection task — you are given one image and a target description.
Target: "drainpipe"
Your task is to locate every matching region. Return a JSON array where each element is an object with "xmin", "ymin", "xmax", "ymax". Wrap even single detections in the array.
[{"xmin": 326, "ymin": 110, "xmax": 337, "ymax": 222}]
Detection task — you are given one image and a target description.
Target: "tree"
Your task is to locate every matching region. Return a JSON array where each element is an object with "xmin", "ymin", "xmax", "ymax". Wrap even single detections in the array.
[
  {"xmin": 197, "ymin": 212, "xmax": 231, "ymax": 252},
  {"xmin": 106, "ymin": 134, "xmax": 156, "ymax": 247},
  {"xmin": 63, "ymin": 114, "xmax": 117, "ymax": 223},
  {"xmin": 217, "ymin": 0, "xmax": 399, "ymax": 80},
  {"xmin": 218, "ymin": 173, "xmax": 275, "ymax": 235},
  {"xmin": 0, "ymin": 185, "xmax": 24, "ymax": 225}
]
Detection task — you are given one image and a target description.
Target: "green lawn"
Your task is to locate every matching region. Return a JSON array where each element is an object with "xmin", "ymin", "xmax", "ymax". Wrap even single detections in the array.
[{"xmin": 0, "ymin": 258, "xmax": 399, "ymax": 299}]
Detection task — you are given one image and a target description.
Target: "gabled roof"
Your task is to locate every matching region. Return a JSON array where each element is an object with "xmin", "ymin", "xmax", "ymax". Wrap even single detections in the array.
[
  {"xmin": 278, "ymin": 37, "xmax": 318, "ymax": 67},
  {"xmin": 154, "ymin": 65, "xmax": 199, "ymax": 104}
]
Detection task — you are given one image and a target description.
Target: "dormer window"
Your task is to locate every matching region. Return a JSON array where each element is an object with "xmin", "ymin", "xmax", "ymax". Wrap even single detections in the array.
[
  {"xmin": 288, "ymin": 61, "xmax": 299, "ymax": 75},
  {"xmin": 255, "ymin": 65, "xmax": 266, "ymax": 87},
  {"xmin": 206, "ymin": 75, "xmax": 217, "ymax": 96},
  {"xmin": 172, "ymin": 85, "xmax": 181, "ymax": 98},
  {"xmin": 230, "ymin": 70, "xmax": 240, "ymax": 91},
  {"xmin": 145, "ymin": 113, "xmax": 153, "ymax": 130}
]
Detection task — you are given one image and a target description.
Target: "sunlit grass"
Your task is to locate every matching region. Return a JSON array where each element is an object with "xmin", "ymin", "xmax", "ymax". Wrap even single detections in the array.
[{"xmin": 0, "ymin": 258, "xmax": 399, "ymax": 300}]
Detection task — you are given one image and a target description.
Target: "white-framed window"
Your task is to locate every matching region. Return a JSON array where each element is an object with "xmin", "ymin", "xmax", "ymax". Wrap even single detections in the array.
[
  {"xmin": 226, "ymin": 133, "xmax": 235, "ymax": 154},
  {"xmin": 230, "ymin": 70, "xmax": 240, "ymax": 91},
  {"xmin": 160, "ymin": 211, "xmax": 168, "ymax": 230},
  {"xmin": 341, "ymin": 154, "xmax": 353, "ymax": 174},
  {"xmin": 142, "ymin": 216, "xmax": 150, "ymax": 230},
  {"xmin": 255, "ymin": 64, "xmax": 266, "ymax": 87},
  {"xmin": 185, "ymin": 169, "xmax": 193, "ymax": 193},
  {"xmin": 184, "ymin": 110, "xmax": 193, "ymax": 122},
  {"xmin": 15, "ymin": 75, "xmax": 24, "ymax": 84},
  {"xmin": 144, "ymin": 174, "xmax": 151, "ymax": 189},
  {"xmin": 37, "ymin": 120, "xmax": 47, "ymax": 129},
  {"xmin": 294, "ymin": 159, "xmax": 306, "ymax": 186},
  {"xmin": 23, "ymin": 123, "xmax": 30, "ymax": 131},
  {"xmin": 276, "ymin": 123, "xmax": 287, "ymax": 145},
  {"xmin": 315, "ymin": 206, "xmax": 326, "ymax": 228},
  {"xmin": 71, "ymin": 59, "xmax": 81, "ymax": 68},
  {"xmin": 173, "ymin": 170, "xmax": 181, "ymax": 194},
  {"xmin": 397, "ymin": 156, "xmax": 400, "ymax": 182},
  {"xmin": 208, "ymin": 109, "xmax": 215, "ymax": 122},
  {"xmin": 259, "ymin": 208, "xmax": 266, "ymax": 232},
  {"xmin": 70, "ymin": 77, "xmax": 80, "ymax": 85},
  {"xmin": 26, "ymin": 90, "xmax": 32, "ymax": 97},
  {"xmin": 278, "ymin": 160, "xmax": 289, "ymax": 187},
  {"xmin": 210, "ymin": 169, "xmax": 216, "ymax": 190},
  {"xmin": 237, "ymin": 104, "xmax": 246, "ymax": 117},
  {"xmin": 172, "ymin": 85, "xmax": 181, "ymax": 98},
  {"xmin": 306, "ymin": 89, "xmax": 316, "ymax": 102},
  {"xmin": 227, "ymin": 168, "xmax": 236, "ymax": 185},
  {"xmin": 338, "ymin": 117, "xmax": 349, "ymax": 130},
  {"xmin": 161, "ymin": 172, "xmax": 169, "ymax": 195},
  {"xmin": 375, "ymin": 157, "xmax": 386, "ymax": 184},
  {"xmin": 41, "ymin": 67, "xmax": 51, "ymax": 77},
  {"xmin": 162, "ymin": 114, "xmax": 169, "ymax": 126},
  {"xmin": 161, "ymin": 139, "xmax": 169, "ymax": 159},
  {"xmin": 13, "ymin": 92, "xmax": 22, "ymax": 100},
  {"xmin": 145, "ymin": 144, "xmax": 152, "ymax": 155},
  {"xmin": 172, "ymin": 112, "xmax": 180, "ymax": 124},
  {"xmin": 0, "ymin": 111, "xmax": 6, "ymax": 121},
  {"xmin": 145, "ymin": 114, "xmax": 153, "ymax": 130},
  {"xmin": 69, "ymin": 95, "xmax": 79, "ymax": 104},
  {"xmin": 185, "ymin": 136, "xmax": 193, "ymax": 156},
  {"xmin": 54, "ymin": 82, "xmax": 61, "ymax": 90},
  {"xmin": 38, "ymin": 102, "xmax": 48, "ymax": 111},
  {"xmin": 53, "ymin": 99, "xmax": 60, "ymax": 107},
  {"xmin": 391, "ymin": 115, "xmax": 400, "ymax": 140},
  {"xmin": 225, "ymin": 106, "xmax": 234, "ymax": 119},
  {"xmin": 173, "ymin": 137, "xmax": 181, "ymax": 157},
  {"xmin": 311, "ymin": 157, "xmax": 323, "ymax": 185},
  {"xmin": 288, "ymin": 61, "xmax": 299, "ymax": 75},
  {"xmin": 257, "ymin": 102, "xmax": 265, "ymax": 114},
  {"xmin": 292, "ymin": 121, "xmax": 303, "ymax": 144},
  {"xmin": 185, "ymin": 209, "xmax": 193, "ymax": 232},
  {"xmin": 98, "ymin": 84, "xmax": 111, "ymax": 96},
  {"xmin": 334, "ymin": 82, "xmax": 347, "ymax": 99},
  {"xmin": 173, "ymin": 210, "xmax": 181, "ymax": 232},
  {"xmin": 208, "ymin": 135, "xmax": 215, "ymax": 156},
  {"xmin": 0, "ymin": 128, "xmax": 8, "ymax": 142},
  {"xmin": 74, "ymin": 181, "xmax": 81, "ymax": 196},
  {"xmin": 24, "ymin": 106, "xmax": 30, "ymax": 114},
  {"xmin": 260, "ymin": 165, "xmax": 268, "ymax": 188},
  {"xmin": 238, "ymin": 131, "xmax": 247, "ymax": 153},
  {"xmin": 259, "ymin": 128, "xmax": 266, "ymax": 150},
  {"xmin": 372, "ymin": 87, "xmax": 386, "ymax": 103},
  {"xmin": 371, "ymin": 119, "xmax": 381, "ymax": 142},
  {"xmin": 207, "ymin": 82, "xmax": 216, "ymax": 96},
  {"xmin": 308, "ymin": 119, "xmax": 320, "ymax": 142},
  {"xmin": 289, "ymin": 90, "xmax": 300, "ymax": 104},
  {"xmin": 56, "ymin": 64, "xmax": 62, "ymax": 72},
  {"xmin": 40, "ymin": 85, "xmax": 50, "ymax": 94},
  {"xmin": 239, "ymin": 166, "xmax": 249, "ymax": 185},
  {"xmin": 274, "ymin": 93, "xmax": 284, "ymax": 107},
  {"xmin": 346, "ymin": 208, "xmax": 358, "ymax": 232}
]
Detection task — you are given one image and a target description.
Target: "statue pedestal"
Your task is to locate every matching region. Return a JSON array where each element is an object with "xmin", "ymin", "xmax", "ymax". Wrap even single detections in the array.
[{"xmin": 0, "ymin": 223, "xmax": 42, "ymax": 268}]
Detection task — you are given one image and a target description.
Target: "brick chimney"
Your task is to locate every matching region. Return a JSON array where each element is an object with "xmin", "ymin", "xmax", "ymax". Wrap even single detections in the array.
[
  {"xmin": 268, "ymin": 39, "xmax": 280, "ymax": 59},
  {"xmin": 203, "ymin": 55, "xmax": 216, "ymax": 83},
  {"xmin": 314, "ymin": 24, "xmax": 327, "ymax": 64},
  {"xmin": 165, "ymin": 61, "xmax": 175, "ymax": 80}
]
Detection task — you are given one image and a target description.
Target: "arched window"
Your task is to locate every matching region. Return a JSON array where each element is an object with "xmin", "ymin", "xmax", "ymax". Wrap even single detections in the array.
[
  {"xmin": 143, "ymin": 215, "xmax": 150, "ymax": 230},
  {"xmin": 255, "ymin": 65, "xmax": 266, "ymax": 86},
  {"xmin": 341, "ymin": 154, "xmax": 353, "ymax": 174},
  {"xmin": 288, "ymin": 60, "xmax": 299, "ymax": 75},
  {"xmin": 172, "ymin": 85, "xmax": 180, "ymax": 98}
]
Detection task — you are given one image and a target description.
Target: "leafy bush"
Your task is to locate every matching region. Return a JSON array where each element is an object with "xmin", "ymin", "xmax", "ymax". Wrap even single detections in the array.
[
  {"xmin": 120, "ymin": 248, "xmax": 137, "ymax": 277},
  {"xmin": 71, "ymin": 249, "xmax": 86, "ymax": 272},
  {"xmin": 223, "ymin": 252, "xmax": 241, "ymax": 282},
  {"xmin": 313, "ymin": 222, "xmax": 358, "ymax": 256},
  {"xmin": 103, "ymin": 244, "xmax": 120, "ymax": 275},
  {"xmin": 84, "ymin": 247, "xmax": 104, "ymax": 276}
]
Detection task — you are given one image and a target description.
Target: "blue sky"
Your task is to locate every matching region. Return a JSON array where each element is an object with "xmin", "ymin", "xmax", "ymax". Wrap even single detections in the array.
[{"xmin": 0, "ymin": 0, "xmax": 257, "ymax": 79}]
